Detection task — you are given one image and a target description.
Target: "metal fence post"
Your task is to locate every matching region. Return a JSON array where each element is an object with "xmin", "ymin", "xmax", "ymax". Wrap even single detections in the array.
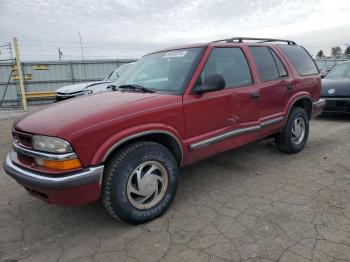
[
  {"xmin": 13, "ymin": 37, "xmax": 27, "ymax": 111},
  {"xmin": 70, "ymin": 61, "xmax": 75, "ymax": 83}
]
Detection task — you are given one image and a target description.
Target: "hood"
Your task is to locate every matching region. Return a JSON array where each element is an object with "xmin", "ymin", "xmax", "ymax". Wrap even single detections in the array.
[
  {"xmin": 321, "ymin": 78, "xmax": 350, "ymax": 97},
  {"xmin": 14, "ymin": 91, "xmax": 178, "ymax": 138},
  {"xmin": 56, "ymin": 81, "xmax": 105, "ymax": 94}
]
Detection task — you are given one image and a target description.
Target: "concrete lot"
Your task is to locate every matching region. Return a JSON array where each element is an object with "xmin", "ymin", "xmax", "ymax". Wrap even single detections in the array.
[{"xmin": 0, "ymin": 108, "xmax": 350, "ymax": 262}]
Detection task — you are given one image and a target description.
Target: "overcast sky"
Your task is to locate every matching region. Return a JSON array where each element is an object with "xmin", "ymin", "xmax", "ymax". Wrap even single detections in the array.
[{"xmin": 1, "ymin": 0, "xmax": 350, "ymax": 61}]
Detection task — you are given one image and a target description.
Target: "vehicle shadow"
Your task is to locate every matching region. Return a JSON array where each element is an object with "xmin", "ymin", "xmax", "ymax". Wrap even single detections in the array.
[
  {"xmin": 63, "ymin": 139, "xmax": 276, "ymax": 223},
  {"xmin": 7, "ymin": 128, "xmax": 336, "ymax": 256},
  {"xmin": 52, "ymin": 141, "xmax": 268, "ymax": 227}
]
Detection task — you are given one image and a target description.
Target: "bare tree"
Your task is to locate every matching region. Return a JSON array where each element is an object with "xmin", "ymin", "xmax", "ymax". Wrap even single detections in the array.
[
  {"xmin": 331, "ymin": 46, "xmax": 342, "ymax": 57},
  {"xmin": 316, "ymin": 50, "xmax": 325, "ymax": 58},
  {"xmin": 345, "ymin": 46, "xmax": 350, "ymax": 55}
]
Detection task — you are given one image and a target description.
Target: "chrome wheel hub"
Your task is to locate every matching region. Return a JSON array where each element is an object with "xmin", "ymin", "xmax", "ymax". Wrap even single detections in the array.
[
  {"xmin": 127, "ymin": 161, "xmax": 168, "ymax": 209},
  {"xmin": 291, "ymin": 117, "xmax": 306, "ymax": 145}
]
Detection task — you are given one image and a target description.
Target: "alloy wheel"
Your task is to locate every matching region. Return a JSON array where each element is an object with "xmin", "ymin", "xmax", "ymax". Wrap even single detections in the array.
[
  {"xmin": 126, "ymin": 161, "xmax": 168, "ymax": 209},
  {"xmin": 291, "ymin": 117, "xmax": 306, "ymax": 145}
]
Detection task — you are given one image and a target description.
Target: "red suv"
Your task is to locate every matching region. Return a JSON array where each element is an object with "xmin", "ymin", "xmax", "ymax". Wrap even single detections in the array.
[{"xmin": 4, "ymin": 37, "xmax": 325, "ymax": 224}]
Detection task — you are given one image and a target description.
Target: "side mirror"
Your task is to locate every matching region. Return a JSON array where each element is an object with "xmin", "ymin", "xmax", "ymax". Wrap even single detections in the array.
[{"xmin": 192, "ymin": 74, "xmax": 225, "ymax": 94}]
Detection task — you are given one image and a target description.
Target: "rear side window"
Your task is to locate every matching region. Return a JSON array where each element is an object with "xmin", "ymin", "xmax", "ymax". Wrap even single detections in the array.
[
  {"xmin": 249, "ymin": 46, "xmax": 281, "ymax": 82},
  {"xmin": 278, "ymin": 45, "xmax": 319, "ymax": 76},
  {"xmin": 270, "ymin": 50, "xmax": 288, "ymax": 77},
  {"xmin": 198, "ymin": 47, "xmax": 252, "ymax": 88}
]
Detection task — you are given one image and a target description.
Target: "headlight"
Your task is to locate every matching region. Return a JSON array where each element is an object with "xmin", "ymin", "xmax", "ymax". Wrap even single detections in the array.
[{"xmin": 32, "ymin": 135, "xmax": 73, "ymax": 153}]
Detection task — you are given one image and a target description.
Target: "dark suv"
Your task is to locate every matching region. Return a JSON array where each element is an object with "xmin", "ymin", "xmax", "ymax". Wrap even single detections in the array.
[{"xmin": 4, "ymin": 37, "xmax": 325, "ymax": 224}]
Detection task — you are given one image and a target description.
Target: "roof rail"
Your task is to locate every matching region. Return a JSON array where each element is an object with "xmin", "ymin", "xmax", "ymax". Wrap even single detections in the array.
[{"xmin": 212, "ymin": 37, "xmax": 296, "ymax": 45}]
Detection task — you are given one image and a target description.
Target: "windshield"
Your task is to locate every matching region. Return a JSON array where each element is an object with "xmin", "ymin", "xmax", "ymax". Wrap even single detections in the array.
[
  {"xmin": 111, "ymin": 48, "xmax": 203, "ymax": 94},
  {"xmin": 105, "ymin": 63, "xmax": 133, "ymax": 81},
  {"xmin": 325, "ymin": 63, "xmax": 350, "ymax": 79}
]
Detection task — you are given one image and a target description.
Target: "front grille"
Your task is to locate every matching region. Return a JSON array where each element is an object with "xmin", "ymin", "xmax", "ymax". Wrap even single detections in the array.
[{"xmin": 324, "ymin": 99, "xmax": 350, "ymax": 113}]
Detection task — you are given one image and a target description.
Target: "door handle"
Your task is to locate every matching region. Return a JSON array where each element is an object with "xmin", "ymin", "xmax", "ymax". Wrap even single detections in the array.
[
  {"xmin": 250, "ymin": 92, "xmax": 260, "ymax": 99},
  {"xmin": 287, "ymin": 84, "xmax": 294, "ymax": 91}
]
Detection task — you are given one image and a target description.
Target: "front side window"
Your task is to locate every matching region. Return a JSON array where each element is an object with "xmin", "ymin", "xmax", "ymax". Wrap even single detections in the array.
[
  {"xmin": 112, "ymin": 48, "xmax": 203, "ymax": 94},
  {"xmin": 278, "ymin": 45, "xmax": 319, "ymax": 76},
  {"xmin": 324, "ymin": 62, "xmax": 350, "ymax": 79},
  {"xmin": 196, "ymin": 47, "xmax": 252, "ymax": 88}
]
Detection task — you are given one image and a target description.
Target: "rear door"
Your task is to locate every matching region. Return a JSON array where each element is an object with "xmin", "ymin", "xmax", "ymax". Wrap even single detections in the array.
[{"xmin": 249, "ymin": 46, "xmax": 293, "ymax": 120}]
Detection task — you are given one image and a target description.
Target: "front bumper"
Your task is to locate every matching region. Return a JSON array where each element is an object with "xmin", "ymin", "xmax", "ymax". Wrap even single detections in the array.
[
  {"xmin": 322, "ymin": 97, "xmax": 350, "ymax": 114},
  {"xmin": 312, "ymin": 98, "xmax": 326, "ymax": 118},
  {"xmin": 3, "ymin": 154, "xmax": 104, "ymax": 205}
]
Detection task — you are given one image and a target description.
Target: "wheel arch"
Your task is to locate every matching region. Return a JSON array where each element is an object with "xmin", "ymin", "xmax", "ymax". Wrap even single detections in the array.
[
  {"xmin": 286, "ymin": 94, "xmax": 313, "ymax": 121},
  {"xmin": 96, "ymin": 130, "xmax": 184, "ymax": 166}
]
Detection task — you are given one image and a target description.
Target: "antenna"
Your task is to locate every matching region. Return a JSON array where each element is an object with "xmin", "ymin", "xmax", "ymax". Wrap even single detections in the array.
[
  {"xmin": 58, "ymin": 47, "xmax": 63, "ymax": 61},
  {"xmin": 79, "ymin": 31, "xmax": 88, "ymax": 83}
]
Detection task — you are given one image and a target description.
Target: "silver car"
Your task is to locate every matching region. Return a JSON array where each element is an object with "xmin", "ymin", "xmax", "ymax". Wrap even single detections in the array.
[{"xmin": 55, "ymin": 62, "xmax": 134, "ymax": 101}]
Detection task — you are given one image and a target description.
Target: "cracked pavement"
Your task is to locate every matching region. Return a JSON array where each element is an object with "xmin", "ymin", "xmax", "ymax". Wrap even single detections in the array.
[{"xmin": 1, "ymin": 108, "xmax": 350, "ymax": 262}]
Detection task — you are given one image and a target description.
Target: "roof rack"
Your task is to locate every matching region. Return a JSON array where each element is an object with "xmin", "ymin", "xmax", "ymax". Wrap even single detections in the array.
[{"xmin": 212, "ymin": 37, "xmax": 296, "ymax": 45}]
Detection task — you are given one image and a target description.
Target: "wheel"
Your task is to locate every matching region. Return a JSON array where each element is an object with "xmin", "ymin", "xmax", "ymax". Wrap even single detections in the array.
[
  {"xmin": 102, "ymin": 141, "xmax": 179, "ymax": 224},
  {"xmin": 276, "ymin": 107, "xmax": 309, "ymax": 154}
]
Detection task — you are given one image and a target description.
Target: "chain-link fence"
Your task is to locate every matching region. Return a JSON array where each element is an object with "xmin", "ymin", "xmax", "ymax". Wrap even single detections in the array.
[
  {"xmin": 315, "ymin": 57, "xmax": 349, "ymax": 74},
  {"xmin": 0, "ymin": 59, "xmax": 135, "ymax": 107}
]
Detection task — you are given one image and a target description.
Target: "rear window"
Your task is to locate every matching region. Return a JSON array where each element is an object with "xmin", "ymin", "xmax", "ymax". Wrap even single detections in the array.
[{"xmin": 278, "ymin": 45, "xmax": 319, "ymax": 76}]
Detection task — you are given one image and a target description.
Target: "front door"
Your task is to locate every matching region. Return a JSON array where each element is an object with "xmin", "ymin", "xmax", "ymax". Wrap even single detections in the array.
[{"xmin": 183, "ymin": 46, "xmax": 259, "ymax": 162}]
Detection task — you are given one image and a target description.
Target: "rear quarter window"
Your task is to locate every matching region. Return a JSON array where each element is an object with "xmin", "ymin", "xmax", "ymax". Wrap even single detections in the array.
[{"xmin": 278, "ymin": 45, "xmax": 319, "ymax": 76}]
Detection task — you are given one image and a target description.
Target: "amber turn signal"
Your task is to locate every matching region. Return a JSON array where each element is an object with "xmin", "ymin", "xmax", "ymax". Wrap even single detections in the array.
[{"xmin": 35, "ymin": 158, "xmax": 82, "ymax": 170}]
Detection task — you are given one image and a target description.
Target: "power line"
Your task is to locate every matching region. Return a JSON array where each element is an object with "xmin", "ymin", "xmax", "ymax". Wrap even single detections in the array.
[
  {"xmin": 20, "ymin": 43, "xmax": 163, "ymax": 49},
  {"xmin": 20, "ymin": 45, "xmax": 152, "ymax": 50},
  {"xmin": 7, "ymin": 37, "xmax": 163, "ymax": 60},
  {"xmin": 20, "ymin": 39, "xmax": 166, "ymax": 47}
]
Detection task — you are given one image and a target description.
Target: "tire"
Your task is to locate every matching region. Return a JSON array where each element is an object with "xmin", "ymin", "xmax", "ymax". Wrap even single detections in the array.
[
  {"xmin": 102, "ymin": 141, "xmax": 179, "ymax": 224},
  {"xmin": 276, "ymin": 107, "xmax": 309, "ymax": 154}
]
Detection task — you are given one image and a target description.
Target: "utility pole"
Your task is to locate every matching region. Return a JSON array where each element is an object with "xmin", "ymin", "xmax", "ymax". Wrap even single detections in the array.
[
  {"xmin": 0, "ymin": 43, "xmax": 13, "ymax": 61},
  {"xmin": 9, "ymin": 42, "xmax": 13, "ymax": 59},
  {"xmin": 58, "ymin": 47, "xmax": 63, "ymax": 61},
  {"xmin": 13, "ymin": 37, "xmax": 27, "ymax": 111}
]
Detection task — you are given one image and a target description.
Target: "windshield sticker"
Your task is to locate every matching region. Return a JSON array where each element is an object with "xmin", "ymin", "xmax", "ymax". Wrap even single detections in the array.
[{"xmin": 163, "ymin": 51, "xmax": 188, "ymax": 58}]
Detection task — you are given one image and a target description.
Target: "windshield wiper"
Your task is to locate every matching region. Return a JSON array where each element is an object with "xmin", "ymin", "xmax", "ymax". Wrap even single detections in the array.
[{"xmin": 115, "ymin": 84, "xmax": 154, "ymax": 93}]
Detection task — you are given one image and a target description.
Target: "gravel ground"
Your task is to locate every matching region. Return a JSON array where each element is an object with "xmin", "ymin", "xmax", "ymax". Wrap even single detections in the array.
[{"xmin": 0, "ymin": 108, "xmax": 350, "ymax": 262}]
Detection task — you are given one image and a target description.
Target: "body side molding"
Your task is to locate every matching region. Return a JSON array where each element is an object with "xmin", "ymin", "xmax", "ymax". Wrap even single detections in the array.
[{"xmin": 190, "ymin": 116, "xmax": 284, "ymax": 151}]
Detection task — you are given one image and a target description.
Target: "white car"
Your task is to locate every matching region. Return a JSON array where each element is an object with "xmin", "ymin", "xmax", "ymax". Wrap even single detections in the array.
[{"xmin": 55, "ymin": 62, "xmax": 134, "ymax": 101}]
